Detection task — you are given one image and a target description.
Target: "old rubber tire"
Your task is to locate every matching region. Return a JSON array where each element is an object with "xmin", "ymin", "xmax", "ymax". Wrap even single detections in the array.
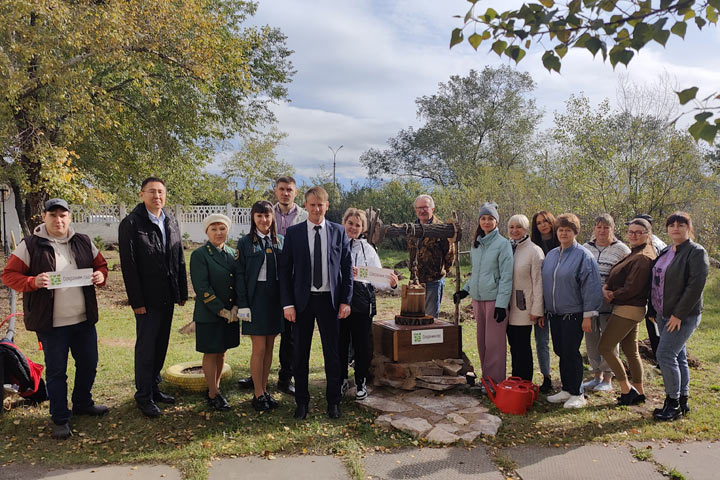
[{"xmin": 163, "ymin": 361, "xmax": 232, "ymax": 392}]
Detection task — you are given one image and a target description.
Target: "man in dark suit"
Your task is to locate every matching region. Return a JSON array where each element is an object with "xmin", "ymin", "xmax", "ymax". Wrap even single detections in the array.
[
  {"xmin": 119, "ymin": 177, "xmax": 188, "ymax": 418},
  {"xmin": 279, "ymin": 186, "xmax": 353, "ymax": 420}
]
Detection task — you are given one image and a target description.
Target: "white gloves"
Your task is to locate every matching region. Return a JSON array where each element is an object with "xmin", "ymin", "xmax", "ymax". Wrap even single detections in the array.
[{"xmin": 237, "ymin": 307, "xmax": 252, "ymax": 323}]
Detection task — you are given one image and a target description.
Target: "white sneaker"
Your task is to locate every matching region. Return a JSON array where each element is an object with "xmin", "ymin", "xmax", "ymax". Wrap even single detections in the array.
[
  {"xmin": 355, "ymin": 380, "xmax": 368, "ymax": 400},
  {"xmin": 581, "ymin": 378, "xmax": 602, "ymax": 390},
  {"xmin": 341, "ymin": 378, "xmax": 350, "ymax": 396},
  {"xmin": 547, "ymin": 390, "xmax": 572, "ymax": 403},
  {"xmin": 563, "ymin": 394, "xmax": 587, "ymax": 409}
]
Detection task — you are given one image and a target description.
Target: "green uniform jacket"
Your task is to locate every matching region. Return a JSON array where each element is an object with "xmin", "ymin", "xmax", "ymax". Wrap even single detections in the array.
[
  {"xmin": 235, "ymin": 233, "xmax": 284, "ymax": 309},
  {"xmin": 190, "ymin": 241, "xmax": 237, "ymax": 324}
]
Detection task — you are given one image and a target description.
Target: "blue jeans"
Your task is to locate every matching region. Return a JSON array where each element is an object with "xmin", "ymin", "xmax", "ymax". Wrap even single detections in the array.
[
  {"xmin": 656, "ymin": 314, "xmax": 700, "ymax": 398},
  {"xmin": 534, "ymin": 321, "xmax": 551, "ymax": 377},
  {"xmin": 424, "ymin": 279, "xmax": 444, "ymax": 319},
  {"xmin": 36, "ymin": 321, "xmax": 98, "ymax": 425}
]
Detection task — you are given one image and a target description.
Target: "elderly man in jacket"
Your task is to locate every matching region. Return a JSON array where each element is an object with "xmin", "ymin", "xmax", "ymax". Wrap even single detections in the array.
[
  {"xmin": 408, "ymin": 194, "xmax": 455, "ymax": 319},
  {"xmin": 119, "ymin": 177, "xmax": 188, "ymax": 417},
  {"xmin": 2, "ymin": 198, "xmax": 108, "ymax": 439}
]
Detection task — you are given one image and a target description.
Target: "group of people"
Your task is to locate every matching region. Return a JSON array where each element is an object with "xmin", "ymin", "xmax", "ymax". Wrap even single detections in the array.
[
  {"xmin": 0, "ymin": 179, "xmax": 709, "ymax": 439},
  {"xmin": 453, "ymin": 204, "xmax": 708, "ymax": 419}
]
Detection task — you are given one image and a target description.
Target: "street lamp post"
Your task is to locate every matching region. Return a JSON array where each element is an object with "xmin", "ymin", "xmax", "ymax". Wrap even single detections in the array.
[{"xmin": 328, "ymin": 145, "xmax": 343, "ymax": 193}]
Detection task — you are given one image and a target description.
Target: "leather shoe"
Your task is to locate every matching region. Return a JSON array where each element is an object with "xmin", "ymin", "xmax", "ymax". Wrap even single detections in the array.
[
  {"xmin": 327, "ymin": 403, "xmax": 341, "ymax": 419},
  {"xmin": 208, "ymin": 392, "xmax": 231, "ymax": 411},
  {"xmin": 137, "ymin": 401, "xmax": 161, "ymax": 418},
  {"xmin": 238, "ymin": 376, "xmax": 254, "ymax": 389},
  {"xmin": 293, "ymin": 403, "xmax": 309, "ymax": 420},
  {"xmin": 72, "ymin": 404, "xmax": 109, "ymax": 416},
  {"xmin": 264, "ymin": 392, "xmax": 279, "ymax": 409},
  {"xmin": 51, "ymin": 422, "xmax": 72, "ymax": 440},
  {"xmin": 251, "ymin": 395, "xmax": 271, "ymax": 412},
  {"xmin": 153, "ymin": 391, "xmax": 176, "ymax": 404},
  {"xmin": 277, "ymin": 379, "xmax": 295, "ymax": 396}
]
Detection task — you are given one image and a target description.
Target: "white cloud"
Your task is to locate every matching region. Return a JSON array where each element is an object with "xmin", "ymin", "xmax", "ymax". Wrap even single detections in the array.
[{"xmin": 230, "ymin": 0, "xmax": 720, "ymax": 182}]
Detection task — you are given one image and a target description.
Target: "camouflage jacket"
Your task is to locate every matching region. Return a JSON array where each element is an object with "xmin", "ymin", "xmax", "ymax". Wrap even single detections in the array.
[{"xmin": 407, "ymin": 216, "xmax": 456, "ymax": 284}]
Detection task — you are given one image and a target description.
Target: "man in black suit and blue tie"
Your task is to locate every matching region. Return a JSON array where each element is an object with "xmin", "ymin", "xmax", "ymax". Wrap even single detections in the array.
[{"xmin": 278, "ymin": 186, "xmax": 353, "ymax": 420}]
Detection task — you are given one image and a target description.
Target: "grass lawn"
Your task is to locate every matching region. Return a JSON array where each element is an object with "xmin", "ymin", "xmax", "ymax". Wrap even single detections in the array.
[{"xmin": 2, "ymin": 248, "xmax": 719, "ymax": 479}]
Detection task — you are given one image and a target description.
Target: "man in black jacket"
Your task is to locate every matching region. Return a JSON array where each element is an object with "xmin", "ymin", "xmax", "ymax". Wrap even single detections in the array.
[{"xmin": 119, "ymin": 177, "xmax": 188, "ymax": 417}]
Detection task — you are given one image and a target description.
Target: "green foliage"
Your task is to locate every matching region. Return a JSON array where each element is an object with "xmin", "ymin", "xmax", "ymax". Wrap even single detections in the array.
[
  {"xmin": 92, "ymin": 235, "xmax": 105, "ymax": 251},
  {"xmin": 360, "ymin": 66, "xmax": 541, "ymax": 189},
  {"xmin": 543, "ymin": 94, "xmax": 707, "ymax": 232},
  {"xmin": 0, "ymin": 0, "xmax": 294, "ymax": 229},
  {"xmin": 186, "ymin": 173, "xmax": 234, "ymax": 206},
  {"xmin": 222, "ymin": 128, "xmax": 294, "ymax": 206},
  {"xmin": 453, "ymin": 0, "xmax": 720, "ymax": 143}
]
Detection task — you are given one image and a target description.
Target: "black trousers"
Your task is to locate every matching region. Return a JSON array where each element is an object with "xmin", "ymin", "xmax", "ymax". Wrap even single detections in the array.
[
  {"xmin": 134, "ymin": 304, "xmax": 174, "ymax": 403},
  {"xmin": 548, "ymin": 312, "xmax": 584, "ymax": 396},
  {"xmin": 645, "ymin": 315, "xmax": 660, "ymax": 361},
  {"xmin": 278, "ymin": 319, "xmax": 294, "ymax": 383},
  {"xmin": 292, "ymin": 293, "xmax": 341, "ymax": 406},
  {"xmin": 506, "ymin": 324, "xmax": 533, "ymax": 381},
  {"xmin": 339, "ymin": 310, "xmax": 372, "ymax": 385}
]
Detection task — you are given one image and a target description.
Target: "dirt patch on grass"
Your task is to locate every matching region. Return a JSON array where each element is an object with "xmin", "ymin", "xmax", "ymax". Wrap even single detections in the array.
[{"xmin": 99, "ymin": 337, "xmax": 134, "ymax": 348}]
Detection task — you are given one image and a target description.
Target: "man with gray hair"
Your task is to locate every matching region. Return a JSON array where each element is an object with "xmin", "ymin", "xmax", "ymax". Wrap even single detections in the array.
[{"xmin": 408, "ymin": 194, "xmax": 455, "ymax": 319}]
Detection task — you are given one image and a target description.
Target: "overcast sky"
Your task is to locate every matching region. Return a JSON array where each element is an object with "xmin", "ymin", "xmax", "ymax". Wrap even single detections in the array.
[{"xmin": 213, "ymin": 0, "xmax": 720, "ymax": 185}]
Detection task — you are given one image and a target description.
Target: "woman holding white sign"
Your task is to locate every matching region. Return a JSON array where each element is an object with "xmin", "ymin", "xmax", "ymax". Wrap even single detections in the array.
[{"xmin": 339, "ymin": 208, "xmax": 398, "ymax": 401}]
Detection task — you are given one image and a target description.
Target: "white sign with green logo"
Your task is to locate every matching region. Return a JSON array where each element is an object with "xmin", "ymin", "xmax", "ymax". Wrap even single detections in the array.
[
  {"xmin": 47, "ymin": 268, "xmax": 94, "ymax": 290},
  {"xmin": 411, "ymin": 328, "xmax": 443, "ymax": 345}
]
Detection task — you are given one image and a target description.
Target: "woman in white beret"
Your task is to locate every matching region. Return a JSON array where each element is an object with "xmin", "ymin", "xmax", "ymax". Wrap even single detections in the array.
[{"xmin": 189, "ymin": 213, "xmax": 238, "ymax": 411}]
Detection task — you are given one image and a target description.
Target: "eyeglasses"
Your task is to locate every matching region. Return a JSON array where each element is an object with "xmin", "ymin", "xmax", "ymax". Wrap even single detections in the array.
[
  {"xmin": 415, "ymin": 206, "xmax": 432, "ymax": 210},
  {"xmin": 626, "ymin": 229, "xmax": 648, "ymax": 236},
  {"xmin": 142, "ymin": 189, "xmax": 166, "ymax": 196}
]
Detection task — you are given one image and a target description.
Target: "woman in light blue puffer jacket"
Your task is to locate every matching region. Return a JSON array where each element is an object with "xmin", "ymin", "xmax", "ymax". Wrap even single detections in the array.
[{"xmin": 454, "ymin": 202, "xmax": 513, "ymax": 385}]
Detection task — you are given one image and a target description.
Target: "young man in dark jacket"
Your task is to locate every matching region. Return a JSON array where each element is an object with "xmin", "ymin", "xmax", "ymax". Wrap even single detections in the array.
[
  {"xmin": 1, "ymin": 198, "xmax": 108, "ymax": 439},
  {"xmin": 119, "ymin": 177, "xmax": 188, "ymax": 417}
]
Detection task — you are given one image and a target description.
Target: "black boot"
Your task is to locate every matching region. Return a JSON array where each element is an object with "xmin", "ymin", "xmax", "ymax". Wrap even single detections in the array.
[
  {"xmin": 679, "ymin": 395, "xmax": 690, "ymax": 414},
  {"xmin": 653, "ymin": 396, "xmax": 682, "ymax": 421}
]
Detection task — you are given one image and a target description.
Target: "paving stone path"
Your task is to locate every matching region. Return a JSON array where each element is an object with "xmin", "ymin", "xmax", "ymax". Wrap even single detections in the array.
[
  {"xmin": 3, "ymin": 442, "xmax": 720, "ymax": 479},
  {"xmin": 357, "ymin": 385, "xmax": 502, "ymax": 443}
]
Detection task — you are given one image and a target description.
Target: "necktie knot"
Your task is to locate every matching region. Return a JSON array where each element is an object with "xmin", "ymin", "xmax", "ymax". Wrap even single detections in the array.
[{"xmin": 314, "ymin": 225, "xmax": 321, "ymax": 232}]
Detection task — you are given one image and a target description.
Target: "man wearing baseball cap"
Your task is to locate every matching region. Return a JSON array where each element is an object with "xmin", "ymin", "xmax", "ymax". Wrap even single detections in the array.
[{"xmin": 2, "ymin": 198, "xmax": 109, "ymax": 439}]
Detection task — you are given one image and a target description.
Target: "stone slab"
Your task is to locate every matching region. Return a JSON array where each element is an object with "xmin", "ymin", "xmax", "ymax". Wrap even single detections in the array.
[
  {"xmin": 0, "ymin": 465, "xmax": 181, "ymax": 480},
  {"xmin": 208, "ymin": 456, "xmax": 348, "ymax": 480},
  {"xmin": 505, "ymin": 444, "xmax": 665, "ymax": 480},
  {"xmin": 630, "ymin": 441, "xmax": 720, "ymax": 480},
  {"xmin": 363, "ymin": 446, "xmax": 504, "ymax": 479}
]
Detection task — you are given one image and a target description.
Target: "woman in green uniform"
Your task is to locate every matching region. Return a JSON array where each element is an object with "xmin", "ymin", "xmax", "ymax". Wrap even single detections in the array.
[
  {"xmin": 190, "ymin": 213, "xmax": 238, "ymax": 411},
  {"xmin": 236, "ymin": 201, "xmax": 284, "ymax": 411}
]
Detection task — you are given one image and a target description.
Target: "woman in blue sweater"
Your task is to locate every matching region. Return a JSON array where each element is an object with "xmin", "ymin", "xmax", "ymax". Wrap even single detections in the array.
[
  {"xmin": 454, "ymin": 202, "xmax": 513, "ymax": 385},
  {"xmin": 541, "ymin": 213, "xmax": 603, "ymax": 408}
]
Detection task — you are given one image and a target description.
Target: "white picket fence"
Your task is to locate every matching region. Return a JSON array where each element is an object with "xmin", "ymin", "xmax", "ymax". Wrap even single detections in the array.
[
  {"xmin": 69, "ymin": 204, "xmax": 252, "ymax": 243},
  {"xmin": 0, "ymin": 194, "xmax": 251, "ymax": 245}
]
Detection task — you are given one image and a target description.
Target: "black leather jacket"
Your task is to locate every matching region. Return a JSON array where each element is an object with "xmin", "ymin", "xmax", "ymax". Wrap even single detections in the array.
[
  {"xmin": 118, "ymin": 203, "xmax": 188, "ymax": 308},
  {"xmin": 650, "ymin": 239, "xmax": 709, "ymax": 321}
]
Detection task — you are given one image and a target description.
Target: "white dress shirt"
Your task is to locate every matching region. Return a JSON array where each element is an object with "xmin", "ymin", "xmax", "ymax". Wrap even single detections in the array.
[
  {"xmin": 256, "ymin": 231, "xmax": 272, "ymax": 282},
  {"xmin": 307, "ymin": 219, "xmax": 330, "ymax": 292}
]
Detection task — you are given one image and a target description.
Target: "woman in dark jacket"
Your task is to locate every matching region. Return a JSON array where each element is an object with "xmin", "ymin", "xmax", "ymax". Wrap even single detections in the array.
[
  {"xmin": 598, "ymin": 218, "xmax": 656, "ymax": 405},
  {"xmin": 650, "ymin": 212, "xmax": 709, "ymax": 421},
  {"xmin": 236, "ymin": 201, "xmax": 285, "ymax": 412},
  {"xmin": 530, "ymin": 210, "xmax": 560, "ymax": 393},
  {"xmin": 189, "ymin": 214, "xmax": 238, "ymax": 411}
]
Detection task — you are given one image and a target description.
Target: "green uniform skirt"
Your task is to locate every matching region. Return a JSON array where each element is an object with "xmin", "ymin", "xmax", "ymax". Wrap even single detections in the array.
[
  {"xmin": 242, "ymin": 279, "xmax": 283, "ymax": 336},
  {"xmin": 196, "ymin": 317, "xmax": 240, "ymax": 354}
]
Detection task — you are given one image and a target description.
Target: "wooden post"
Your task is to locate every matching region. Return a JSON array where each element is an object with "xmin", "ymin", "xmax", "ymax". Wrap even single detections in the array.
[{"xmin": 452, "ymin": 212, "xmax": 461, "ymax": 326}]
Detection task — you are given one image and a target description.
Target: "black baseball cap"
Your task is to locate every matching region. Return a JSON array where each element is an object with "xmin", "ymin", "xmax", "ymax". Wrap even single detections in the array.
[
  {"xmin": 626, "ymin": 213, "xmax": 652, "ymax": 225},
  {"xmin": 44, "ymin": 198, "xmax": 70, "ymax": 212}
]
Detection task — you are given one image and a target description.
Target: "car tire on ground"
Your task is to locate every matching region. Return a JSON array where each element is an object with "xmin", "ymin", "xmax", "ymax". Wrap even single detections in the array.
[{"xmin": 163, "ymin": 361, "xmax": 232, "ymax": 392}]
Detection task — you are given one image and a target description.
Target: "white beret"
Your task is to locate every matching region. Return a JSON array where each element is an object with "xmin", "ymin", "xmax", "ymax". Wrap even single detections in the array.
[{"xmin": 202, "ymin": 213, "xmax": 231, "ymax": 232}]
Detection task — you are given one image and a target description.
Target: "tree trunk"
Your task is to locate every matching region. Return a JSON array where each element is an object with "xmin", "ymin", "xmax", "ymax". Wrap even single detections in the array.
[{"xmin": 10, "ymin": 179, "xmax": 30, "ymax": 237}]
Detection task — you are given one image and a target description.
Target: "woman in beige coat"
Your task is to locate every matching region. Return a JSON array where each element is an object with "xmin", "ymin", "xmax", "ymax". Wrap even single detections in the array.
[{"xmin": 507, "ymin": 214, "xmax": 545, "ymax": 381}]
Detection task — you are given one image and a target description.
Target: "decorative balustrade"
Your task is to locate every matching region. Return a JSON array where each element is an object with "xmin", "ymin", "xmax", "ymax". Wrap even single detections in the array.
[{"xmin": 68, "ymin": 204, "xmax": 252, "ymax": 243}]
